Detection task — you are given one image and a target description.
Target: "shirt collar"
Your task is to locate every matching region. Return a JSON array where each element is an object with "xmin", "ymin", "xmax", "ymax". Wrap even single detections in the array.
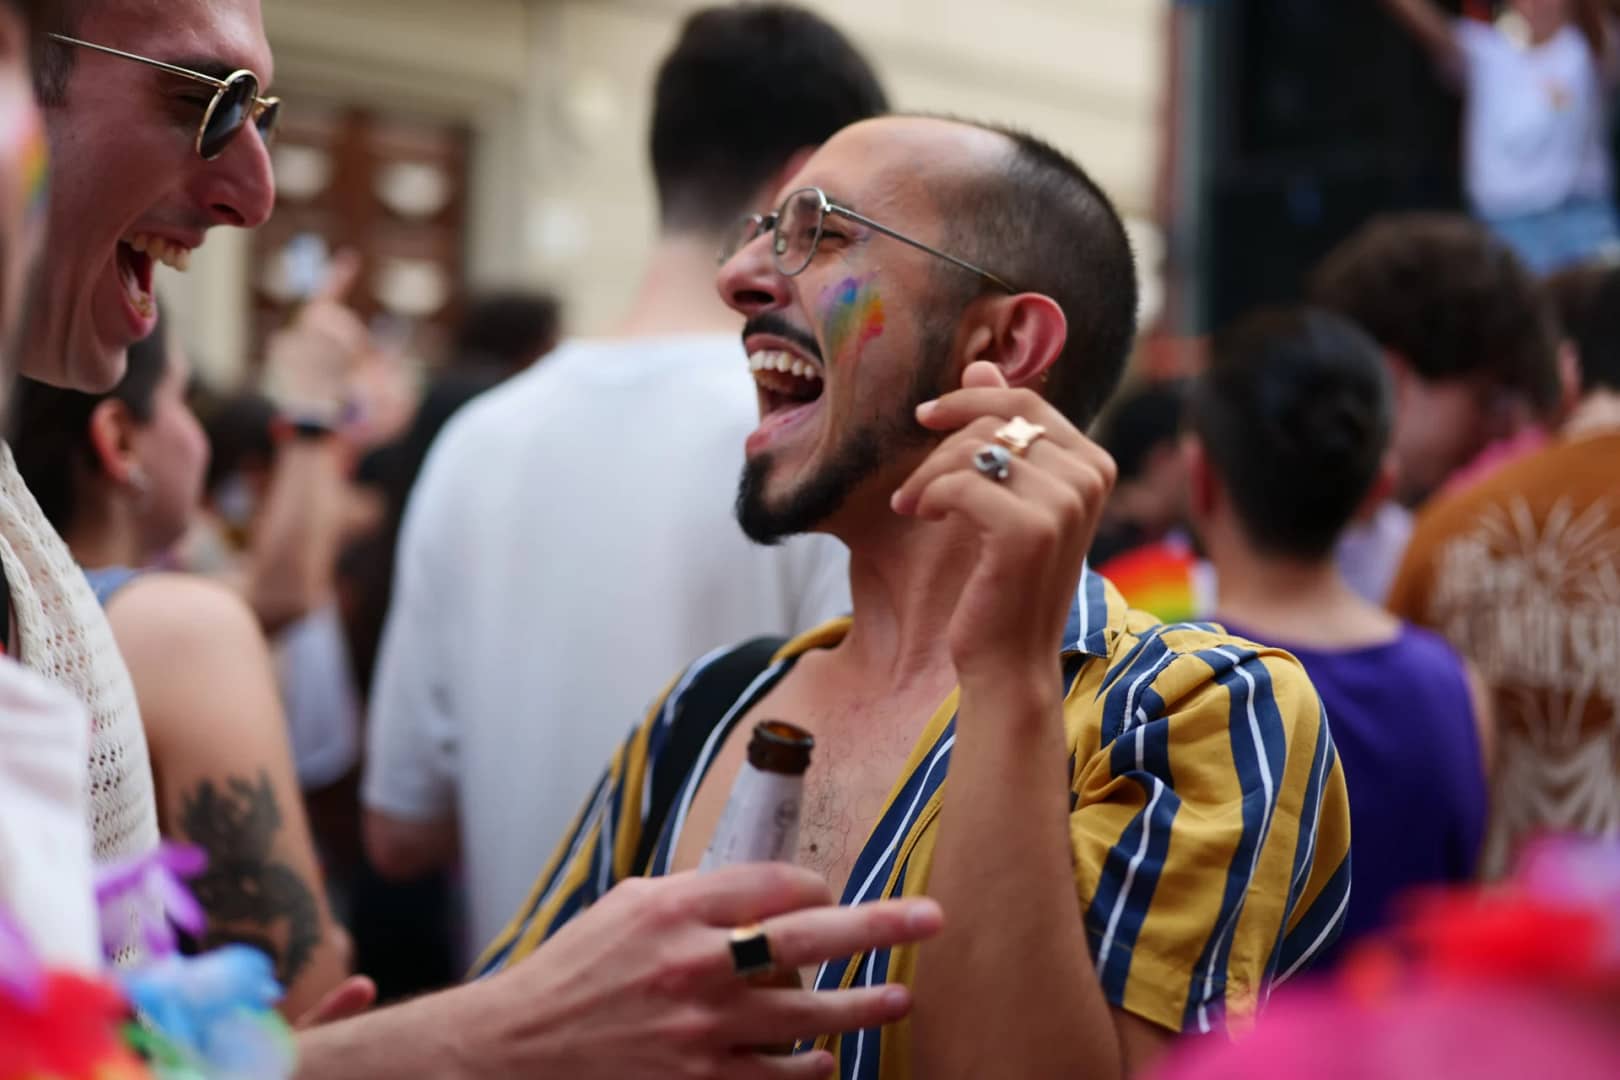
[{"xmin": 1062, "ymin": 563, "xmax": 1113, "ymax": 659}]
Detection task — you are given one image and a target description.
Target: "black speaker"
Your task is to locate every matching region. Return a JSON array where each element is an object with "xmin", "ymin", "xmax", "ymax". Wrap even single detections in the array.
[{"xmin": 1201, "ymin": 0, "xmax": 1465, "ymax": 328}]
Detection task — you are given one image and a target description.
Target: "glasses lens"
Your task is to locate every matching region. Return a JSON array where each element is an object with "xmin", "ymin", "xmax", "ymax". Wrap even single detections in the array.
[
  {"xmin": 774, "ymin": 189, "xmax": 824, "ymax": 276},
  {"xmin": 199, "ymin": 73, "xmax": 257, "ymax": 159},
  {"xmin": 256, "ymin": 99, "xmax": 281, "ymax": 147},
  {"xmin": 718, "ymin": 214, "xmax": 763, "ymax": 266}
]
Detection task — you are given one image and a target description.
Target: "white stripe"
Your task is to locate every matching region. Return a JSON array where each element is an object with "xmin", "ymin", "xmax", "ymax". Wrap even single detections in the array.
[
  {"xmin": 1197, "ymin": 647, "xmax": 1278, "ymax": 1032},
  {"xmin": 663, "ymin": 662, "xmax": 787, "ymax": 867},
  {"xmin": 812, "ymin": 733, "xmax": 958, "ymax": 993},
  {"xmin": 1095, "ymin": 771, "xmax": 1166, "ymax": 973},
  {"xmin": 1276, "ymin": 880, "xmax": 1352, "ymax": 984},
  {"xmin": 1073, "ymin": 571, "xmax": 1091, "ymax": 649},
  {"xmin": 1121, "ymin": 647, "xmax": 1176, "ymax": 737},
  {"xmin": 849, "ymin": 946, "xmax": 883, "ymax": 1079},
  {"xmin": 640, "ymin": 644, "xmax": 734, "ymax": 820}
]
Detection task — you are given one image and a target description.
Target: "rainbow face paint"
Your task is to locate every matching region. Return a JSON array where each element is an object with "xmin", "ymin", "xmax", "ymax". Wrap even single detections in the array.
[
  {"xmin": 818, "ymin": 273, "xmax": 885, "ymax": 366},
  {"xmin": 20, "ymin": 116, "xmax": 47, "ymax": 226}
]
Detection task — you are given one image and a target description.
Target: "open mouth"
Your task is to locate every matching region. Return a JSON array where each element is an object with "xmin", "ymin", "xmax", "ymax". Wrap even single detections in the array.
[
  {"xmin": 116, "ymin": 232, "xmax": 195, "ymax": 323},
  {"xmin": 748, "ymin": 349, "xmax": 824, "ymax": 414}
]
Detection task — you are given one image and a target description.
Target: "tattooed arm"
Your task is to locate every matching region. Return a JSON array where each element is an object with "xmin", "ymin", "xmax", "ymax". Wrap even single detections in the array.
[{"xmin": 106, "ymin": 573, "xmax": 349, "ymax": 1018}]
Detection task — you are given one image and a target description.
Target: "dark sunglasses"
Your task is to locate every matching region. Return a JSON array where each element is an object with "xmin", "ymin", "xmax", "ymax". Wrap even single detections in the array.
[{"xmin": 47, "ymin": 34, "xmax": 281, "ymax": 161}]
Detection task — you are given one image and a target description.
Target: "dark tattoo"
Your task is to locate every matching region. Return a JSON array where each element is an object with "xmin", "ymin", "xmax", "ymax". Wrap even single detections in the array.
[{"xmin": 179, "ymin": 770, "xmax": 320, "ymax": 987}]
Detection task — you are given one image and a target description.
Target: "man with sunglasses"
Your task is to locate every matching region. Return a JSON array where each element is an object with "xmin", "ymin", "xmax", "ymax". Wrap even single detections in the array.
[
  {"xmin": 0, "ymin": 5, "xmax": 942, "ymax": 1076},
  {"xmin": 482, "ymin": 115, "xmax": 1353, "ymax": 1078}
]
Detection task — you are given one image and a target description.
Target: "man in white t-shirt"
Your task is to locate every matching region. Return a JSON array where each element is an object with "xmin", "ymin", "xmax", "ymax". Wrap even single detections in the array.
[
  {"xmin": 362, "ymin": 4, "xmax": 889, "ymax": 955},
  {"xmin": 1383, "ymin": 0, "xmax": 1620, "ymax": 273}
]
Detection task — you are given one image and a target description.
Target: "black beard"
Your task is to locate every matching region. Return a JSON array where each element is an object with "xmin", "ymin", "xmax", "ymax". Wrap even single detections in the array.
[{"xmin": 735, "ymin": 345, "xmax": 951, "ymax": 546}]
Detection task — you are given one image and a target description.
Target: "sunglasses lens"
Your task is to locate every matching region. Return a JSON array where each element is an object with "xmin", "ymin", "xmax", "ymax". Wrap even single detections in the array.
[
  {"xmin": 199, "ymin": 74, "xmax": 257, "ymax": 159},
  {"xmin": 256, "ymin": 100, "xmax": 281, "ymax": 146}
]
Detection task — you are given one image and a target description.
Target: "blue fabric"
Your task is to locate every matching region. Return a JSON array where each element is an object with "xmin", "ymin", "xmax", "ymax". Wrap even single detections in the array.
[
  {"xmin": 1482, "ymin": 198, "xmax": 1620, "ymax": 275},
  {"xmin": 1223, "ymin": 621, "xmax": 1487, "ymax": 968},
  {"xmin": 82, "ymin": 565, "xmax": 142, "ymax": 608}
]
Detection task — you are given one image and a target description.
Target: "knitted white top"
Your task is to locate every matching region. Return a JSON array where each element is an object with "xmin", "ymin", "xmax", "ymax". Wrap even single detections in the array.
[{"xmin": 0, "ymin": 443, "xmax": 159, "ymax": 867}]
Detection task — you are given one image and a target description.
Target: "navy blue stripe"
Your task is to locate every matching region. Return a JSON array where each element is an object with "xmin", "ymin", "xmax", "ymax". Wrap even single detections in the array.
[
  {"xmin": 1180, "ymin": 647, "xmax": 1288, "ymax": 1032},
  {"xmin": 1264, "ymin": 702, "xmax": 1334, "ymax": 985},
  {"xmin": 1089, "ymin": 716, "xmax": 1180, "ymax": 1001},
  {"xmin": 1276, "ymin": 853, "xmax": 1350, "ymax": 979},
  {"xmin": 1061, "ymin": 567, "xmax": 1112, "ymax": 658},
  {"xmin": 1098, "ymin": 630, "xmax": 1175, "ymax": 745}
]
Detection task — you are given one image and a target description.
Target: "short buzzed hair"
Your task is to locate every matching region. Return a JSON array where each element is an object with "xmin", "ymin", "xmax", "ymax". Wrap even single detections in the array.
[
  {"xmin": 30, "ymin": 0, "xmax": 90, "ymax": 104},
  {"xmin": 948, "ymin": 125, "xmax": 1139, "ymax": 430},
  {"xmin": 651, "ymin": 3, "xmax": 887, "ymax": 235}
]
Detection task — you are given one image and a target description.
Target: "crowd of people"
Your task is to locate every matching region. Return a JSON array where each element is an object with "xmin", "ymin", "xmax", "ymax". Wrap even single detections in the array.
[{"xmin": 0, "ymin": 0, "xmax": 1617, "ymax": 1077}]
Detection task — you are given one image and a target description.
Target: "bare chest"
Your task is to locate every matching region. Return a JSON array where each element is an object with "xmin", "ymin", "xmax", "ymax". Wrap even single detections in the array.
[{"xmin": 668, "ymin": 675, "xmax": 946, "ymax": 899}]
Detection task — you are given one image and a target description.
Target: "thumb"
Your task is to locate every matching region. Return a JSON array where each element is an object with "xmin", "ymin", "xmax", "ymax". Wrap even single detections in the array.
[
  {"xmin": 961, "ymin": 360, "xmax": 1009, "ymax": 390},
  {"xmin": 295, "ymin": 975, "xmax": 378, "ymax": 1029}
]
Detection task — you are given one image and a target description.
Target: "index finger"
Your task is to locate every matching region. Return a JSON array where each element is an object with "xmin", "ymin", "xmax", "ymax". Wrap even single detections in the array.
[
  {"xmin": 313, "ymin": 248, "xmax": 363, "ymax": 305},
  {"xmin": 679, "ymin": 864, "xmax": 836, "ymax": 927},
  {"xmin": 915, "ymin": 387, "xmax": 1078, "ymax": 445}
]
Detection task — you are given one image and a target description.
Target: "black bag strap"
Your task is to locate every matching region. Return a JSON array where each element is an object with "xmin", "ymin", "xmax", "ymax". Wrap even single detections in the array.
[{"xmin": 633, "ymin": 635, "xmax": 787, "ymax": 874}]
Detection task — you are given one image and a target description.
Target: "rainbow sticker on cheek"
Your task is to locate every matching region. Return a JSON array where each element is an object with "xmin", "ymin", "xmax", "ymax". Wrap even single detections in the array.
[
  {"xmin": 819, "ymin": 273, "xmax": 886, "ymax": 366},
  {"xmin": 21, "ymin": 117, "xmax": 47, "ymax": 225}
]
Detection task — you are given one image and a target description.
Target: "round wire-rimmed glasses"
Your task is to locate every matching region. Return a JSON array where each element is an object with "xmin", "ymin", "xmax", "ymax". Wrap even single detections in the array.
[{"xmin": 719, "ymin": 186, "xmax": 1018, "ymax": 294}]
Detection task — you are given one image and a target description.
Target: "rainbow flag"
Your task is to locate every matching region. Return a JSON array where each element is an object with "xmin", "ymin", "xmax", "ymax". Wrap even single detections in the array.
[{"xmin": 1096, "ymin": 537, "xmax": 1214, "ymax": 625}]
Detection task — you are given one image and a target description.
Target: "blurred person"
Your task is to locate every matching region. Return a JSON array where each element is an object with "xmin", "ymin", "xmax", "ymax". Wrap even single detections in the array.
[
  {"xmin": 1087, "ymin": 379, "xmax": 1190, "ymax": 567},
  {"xmin": 1309, "ymin": 212, "xmax": 1561, "ymax": 600},
  {"xmin": 0, "ymin": 2, "xmax": 947, "ymax": 1072},
  {"xmin": 443, "ymin": 289, "xmax": 560, "ymax": 377},
  {"xmin": 475, "ymin": 114, "xmax": 1351, "ymax": 1079},
  {"xmin": 1388, "ymin": 264, "xmax": 1620, "ymax": 877},
  {"xmin": 1382, "ymin": 0, "xmax": 1620, "ymax": 274},
  {"xmin": 1087, "ymin": 379, "xmax": 1215, "ymax": 623},
  {"xmin": 363, "ymin": 2, "xmax": 882, "ymax": 957},
  {"xmin": 9, "ymin": 313, "xmax": 352, "ymax": 1018},
  {"xmin": 1185, "ymin": 307, "xmax": 1491, "ymax": 967}
]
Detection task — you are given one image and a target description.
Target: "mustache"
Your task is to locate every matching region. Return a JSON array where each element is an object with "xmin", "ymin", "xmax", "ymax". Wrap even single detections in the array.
[{"xmin": 742, "ymin": 314, "xmax": 823, "ymax": 365}]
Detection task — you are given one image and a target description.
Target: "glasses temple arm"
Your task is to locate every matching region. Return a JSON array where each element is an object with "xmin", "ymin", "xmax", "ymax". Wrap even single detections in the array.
[
  {"xmin": 832, "ymin": 207, "xmax": 1019, "ymax": 294},
  {"xmin": 46, "ymin": 34, "xmax": 229, "ymax": 90}
]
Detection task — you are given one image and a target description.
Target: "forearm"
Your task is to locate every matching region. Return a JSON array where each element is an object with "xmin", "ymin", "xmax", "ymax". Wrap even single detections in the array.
[
  {"xmin": 1380, "ymin": 0, "xmax": 1458, "ymax": 62},
  {"xmin": 913, "ymin": 671, "xmax": 1120, "ymax": 1080},
  {"xmin": 296, "ymin": 981, "xmax": 494, "ymax": 1079},
  {"xmin": 247, "ymin": 439, "xmax": 347, "ymax": 634}
]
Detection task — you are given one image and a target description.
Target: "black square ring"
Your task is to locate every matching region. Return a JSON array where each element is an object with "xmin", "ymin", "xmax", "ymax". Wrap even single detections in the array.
[{"xmin": 728, "ymin": 924, "xmax": 776, "ymax": 978}]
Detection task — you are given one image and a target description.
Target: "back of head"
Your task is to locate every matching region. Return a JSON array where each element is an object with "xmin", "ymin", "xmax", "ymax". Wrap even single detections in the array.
[
  {"xmin": 1190, "ymin": 307, "xmax": 1393, "ymax": 561},
  {"xmin": 1096, "ymin": 380, "xmax": 1188, "ymax": 483},
  {"xmin": 948, "ymin": 124, "xmax": 1139, "ymax": 429},
  {"xmin": 1309, "ymin": 213, "xmax": 1560, "ymax": 411},
  {"xmin": 651, "ymin": 3, "xmax": 887, "ymax": 235},
  {"xmin": 1573, "ymin": 266, "xmax": 1620, "ymax": 395},
  {"xmin": 10, "ymin": 310, "xmax": 168, "ymax": 536},
  {"xmin": 450, "ymin": 291, "xmax": 561, "ymax": 373}
]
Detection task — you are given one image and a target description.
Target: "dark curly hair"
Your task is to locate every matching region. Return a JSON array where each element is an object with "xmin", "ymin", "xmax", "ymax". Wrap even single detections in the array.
[{"xmin": 1308, "ymin": 213, "xmax": 1560, "ymax": 412}]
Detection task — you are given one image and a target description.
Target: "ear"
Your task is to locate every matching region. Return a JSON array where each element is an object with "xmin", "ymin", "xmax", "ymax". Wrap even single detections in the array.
[
  {"xmin": 958, "ymin": 293, "xmax": 1067, "ymax": 390},
  {"xmin": 85, "ymin": 399, "xmax": 142, "ymax": 487},
  {"xmin": 1352, "ymin": 450, "xmax": 1398, "ymax": 524},
  {"xmin": 1180, "ymin": 432, "xmax": 1218, "ymax": 521}
]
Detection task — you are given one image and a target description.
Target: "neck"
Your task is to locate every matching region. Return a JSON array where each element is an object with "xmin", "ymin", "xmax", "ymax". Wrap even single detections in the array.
[
  {"xmin": 1205, "ymin": 519, "xmax": 1397, "ymax": 648},
  {"xmin": 63, "ymin": 499, "xmax": 145, "ymax": 571},
  {"xmin": 830, "ymin": 500, "xmax": 983, "ymax": 690},
  {"xmin": 610, "ymin": 232, "xmax": 743, "ymax": 339},
  {"xmin": 1563, "ymin": 388, "xmax": 1620, "ymax": 439}
]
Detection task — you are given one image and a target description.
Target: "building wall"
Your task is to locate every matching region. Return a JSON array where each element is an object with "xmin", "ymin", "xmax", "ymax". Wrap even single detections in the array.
[{"xmin": 163, "ymin": 0, "xmax": 1164, "ymax": 383}]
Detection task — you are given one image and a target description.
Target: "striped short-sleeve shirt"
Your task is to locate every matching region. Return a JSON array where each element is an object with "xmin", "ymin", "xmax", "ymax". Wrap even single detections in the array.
[{"xmin": 475, "ymin": 569, "xmax": 1352, "ymax": 1078}]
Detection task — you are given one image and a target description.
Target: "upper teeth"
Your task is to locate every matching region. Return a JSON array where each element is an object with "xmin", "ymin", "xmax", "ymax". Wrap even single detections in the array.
[
  {"xmin": 129, "ymin": 233, "xmax": 192, "ymax": 273},
  {"xmin": 747, "ymin": 350, "xmax": 822, "ymax": 381}
]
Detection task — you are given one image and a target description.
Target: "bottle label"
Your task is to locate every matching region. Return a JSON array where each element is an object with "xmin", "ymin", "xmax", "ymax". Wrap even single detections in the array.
[{"xmin": 698, "ymin": 766, "xmax": 804, "ymax": 872}]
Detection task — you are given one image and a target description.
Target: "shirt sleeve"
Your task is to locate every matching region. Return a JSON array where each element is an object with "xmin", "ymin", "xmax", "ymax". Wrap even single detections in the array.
[
  {"xmin": 360, "ymin": 452, "xmax": 461, "ymax": 825},
  {"xmin": 1452, "ymin": 16, "xmax": 1497, "ymax": 67},
  {"xmin": 1069, "ymin": 630, "xmax": 1352, "ymax": 1035}
]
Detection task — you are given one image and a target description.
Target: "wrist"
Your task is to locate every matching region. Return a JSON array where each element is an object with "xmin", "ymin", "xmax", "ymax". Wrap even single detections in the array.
[{"xmin": 957, "ymin": 664, "xmax": 1064, "ymax": 730}]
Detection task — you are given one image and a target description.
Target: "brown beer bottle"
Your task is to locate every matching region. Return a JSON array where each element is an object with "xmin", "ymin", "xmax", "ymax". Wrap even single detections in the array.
[{"xmin": 701, "ymin": 720, "xmax": 814, "ymax": 1051}]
